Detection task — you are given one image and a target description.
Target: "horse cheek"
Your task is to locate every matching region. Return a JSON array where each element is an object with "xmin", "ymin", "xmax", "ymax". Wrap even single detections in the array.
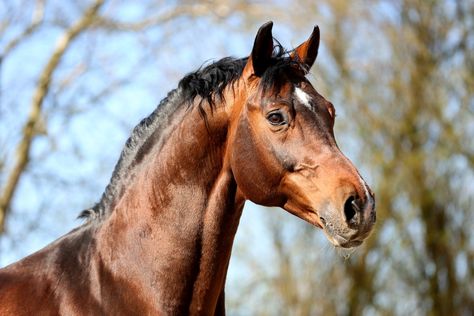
[{"xmin": 230, "ymin": 118, "xmax": 282, "ymax": 206}]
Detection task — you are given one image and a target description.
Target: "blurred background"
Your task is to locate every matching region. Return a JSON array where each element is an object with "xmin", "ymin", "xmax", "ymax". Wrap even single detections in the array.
[{"xmin": 0, "ymin": 0, "xmax": 473, "ymax": 315}]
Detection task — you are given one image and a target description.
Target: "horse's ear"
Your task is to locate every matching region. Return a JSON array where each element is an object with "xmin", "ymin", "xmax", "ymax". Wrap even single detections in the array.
[
  {"xmin": 243, "ymin": 21, "xmax": 274, "ymax": 78},
  {"xmin": 291, "ymin": 25, "xmax": 320, "ymax": 71}
]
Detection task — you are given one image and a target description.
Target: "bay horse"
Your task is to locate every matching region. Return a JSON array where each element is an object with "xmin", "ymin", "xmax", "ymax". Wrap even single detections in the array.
[{"xmin": 0, "ymin": 22, "xmax": 375, "ymax": 315}]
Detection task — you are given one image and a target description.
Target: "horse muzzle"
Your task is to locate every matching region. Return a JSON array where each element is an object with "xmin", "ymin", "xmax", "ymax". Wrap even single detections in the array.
[{"xmin": 319, "ymin": 193, "xmax": 376, "ymax": 248}]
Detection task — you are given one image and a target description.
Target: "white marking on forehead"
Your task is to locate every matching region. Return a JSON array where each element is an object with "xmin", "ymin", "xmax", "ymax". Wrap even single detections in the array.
[{"xmin": 294, "ymin": 87, "xmax": 312, "ymax": 109}]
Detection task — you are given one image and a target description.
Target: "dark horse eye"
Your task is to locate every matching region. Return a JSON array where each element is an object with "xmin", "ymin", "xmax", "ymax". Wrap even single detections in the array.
[{"xmin": 267, "ymin": 112, "xmax": 286, "ymax": 125}]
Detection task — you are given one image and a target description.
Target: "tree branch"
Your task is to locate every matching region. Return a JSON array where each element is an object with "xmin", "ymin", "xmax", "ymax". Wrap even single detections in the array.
[
  {"xmin": 0, "ymin": 0, "xmax": 104, "ymax": 233},
  {"xmin": 1, "ymin": 0, "xmax": 45, "ymax": 59},
  {"xmin": 93, "ymin": 4, "xmax": 209, "ymax": 32}
]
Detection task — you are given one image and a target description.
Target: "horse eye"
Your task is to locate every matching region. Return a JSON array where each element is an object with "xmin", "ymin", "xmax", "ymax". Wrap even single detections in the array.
[{"xmin": 267, "ymin": 112, "xmax": 286, "ymax": 125}]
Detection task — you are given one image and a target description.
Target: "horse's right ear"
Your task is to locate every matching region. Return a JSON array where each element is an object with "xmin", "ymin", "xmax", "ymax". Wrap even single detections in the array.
[
  {"xmin": 290, "ymin": 26, "xmax": 320, "ymax": 72},
  {"xmin": 243, "ymin": 21, "xmax": 274, "ymax": 79}
]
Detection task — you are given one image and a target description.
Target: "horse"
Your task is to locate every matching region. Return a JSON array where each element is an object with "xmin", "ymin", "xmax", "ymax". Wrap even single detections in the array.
[{"xmin": 0, "ymin": 22, "xmax": 375, "ymax": 315}]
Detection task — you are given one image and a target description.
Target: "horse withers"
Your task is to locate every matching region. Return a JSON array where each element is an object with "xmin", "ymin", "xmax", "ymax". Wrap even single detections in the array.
[{"xmin": 0, "ymin": 22, "xmax": 375, "ymax": 315}]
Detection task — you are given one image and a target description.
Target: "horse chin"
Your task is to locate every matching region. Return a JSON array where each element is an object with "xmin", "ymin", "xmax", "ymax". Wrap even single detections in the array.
[{"xmin": 323, "ymin": 229, "xmax": 365, "ymax": 249}]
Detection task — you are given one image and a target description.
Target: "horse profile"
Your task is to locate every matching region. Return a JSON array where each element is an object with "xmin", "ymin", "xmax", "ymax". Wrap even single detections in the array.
[{"xmin": 0, "ymin": 22, "xmax": 375, "ymax": 315}]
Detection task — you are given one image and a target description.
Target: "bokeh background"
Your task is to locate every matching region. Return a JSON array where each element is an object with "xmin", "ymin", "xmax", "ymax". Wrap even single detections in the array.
[{"xmin": 1, "ymin": 1, "xmax": 473, "ymax": 315}]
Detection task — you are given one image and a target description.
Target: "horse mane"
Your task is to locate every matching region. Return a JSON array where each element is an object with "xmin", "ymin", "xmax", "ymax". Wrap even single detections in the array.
[{"xmin": 80, "ymin": 40, "xmax": 305, "ymax": 221}]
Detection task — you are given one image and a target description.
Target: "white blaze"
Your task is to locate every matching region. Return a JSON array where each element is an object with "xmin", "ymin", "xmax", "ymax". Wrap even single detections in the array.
[{"xmin": 295, "ymin": 87, "xmax": 312, "ymax": 109}]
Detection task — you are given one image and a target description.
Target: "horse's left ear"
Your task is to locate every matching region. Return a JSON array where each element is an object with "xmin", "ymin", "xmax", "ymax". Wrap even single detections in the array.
[
  {"xmin": 243, "ymin": 21, "xmax": 274, "ymax": 79},
  {"xmin": 291, "ymin": 25, "xmax": 320, "ymax": 71}
]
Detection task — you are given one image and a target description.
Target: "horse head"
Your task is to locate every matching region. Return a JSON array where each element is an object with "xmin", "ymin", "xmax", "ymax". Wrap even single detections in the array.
[{"xmin": 229, "ymin": 22, "xmax": 376, "ymax": 248}]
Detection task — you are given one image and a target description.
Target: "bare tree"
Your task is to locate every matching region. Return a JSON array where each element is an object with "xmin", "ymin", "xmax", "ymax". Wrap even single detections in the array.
[{"xmin": 0, "ymin": 0, "xmax": 105, "ymax": 233}]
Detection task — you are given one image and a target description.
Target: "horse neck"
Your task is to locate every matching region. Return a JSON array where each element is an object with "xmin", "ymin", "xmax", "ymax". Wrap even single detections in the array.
[{"xmin": 95, "ymin": 93, "xmax": 245, "ymax": 314}]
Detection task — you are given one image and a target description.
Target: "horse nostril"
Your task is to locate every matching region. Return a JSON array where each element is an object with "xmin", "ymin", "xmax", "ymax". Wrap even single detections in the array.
[{"xmin": 344, "ymin": 196, "xmax": 357, "ymax": 222}]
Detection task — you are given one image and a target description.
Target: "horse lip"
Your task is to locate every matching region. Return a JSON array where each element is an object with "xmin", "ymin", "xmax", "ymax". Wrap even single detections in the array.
[
  {"xmin": 337, "ymin": 239, "xmax": 363, "ymax": 248},
  {"xmin": 321, "ymin": 224, "xmax": 365, "ymax": 248},
  {"xmin": 326, "ymin": 233, "xmax": 363, "ymax": 248},
  {"xmin": 310, "ymin": 211, "xmax": 366, "ymax": 248}
]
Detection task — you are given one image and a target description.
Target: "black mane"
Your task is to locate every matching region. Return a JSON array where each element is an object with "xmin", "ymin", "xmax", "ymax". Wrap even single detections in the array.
[
  {"xmin": 179, "ymin": 57, "xmax": 247, "ymax": 118},
  {"xmin": 80, "ymin": 41, "xmax": 306, "ymax": 221}
]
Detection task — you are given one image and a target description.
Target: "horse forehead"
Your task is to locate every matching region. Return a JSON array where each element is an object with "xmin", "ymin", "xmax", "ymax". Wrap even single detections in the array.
[
  {"xmin": 256, "ymin": 81, "xmax": 321, "ymax": 109},
  {"xmin": 257, "ymin": 81, "xmax": 295, "ymax": 104},
  {"xmin": 277, "ymin": 81, "xmax": 318, "ymax": 108},
  {"xmin": 264, "ymin": 81, "xmax": 294, "ymax": 97}
]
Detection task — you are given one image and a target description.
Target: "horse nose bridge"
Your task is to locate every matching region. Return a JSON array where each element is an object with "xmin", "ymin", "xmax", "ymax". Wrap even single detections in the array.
[
  {"xmin": 330, "ymin": 155, "xmax": 361, "ymax": 190},
  {"xmin": 327, "ymin": 154, "xmax": 376, "ymax": 229}
]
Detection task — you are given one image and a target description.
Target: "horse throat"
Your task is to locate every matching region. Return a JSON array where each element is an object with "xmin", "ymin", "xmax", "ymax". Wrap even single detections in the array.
[{"xmin": 96, "ymin": 102, "xmax": 245, "ymax": 314}]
